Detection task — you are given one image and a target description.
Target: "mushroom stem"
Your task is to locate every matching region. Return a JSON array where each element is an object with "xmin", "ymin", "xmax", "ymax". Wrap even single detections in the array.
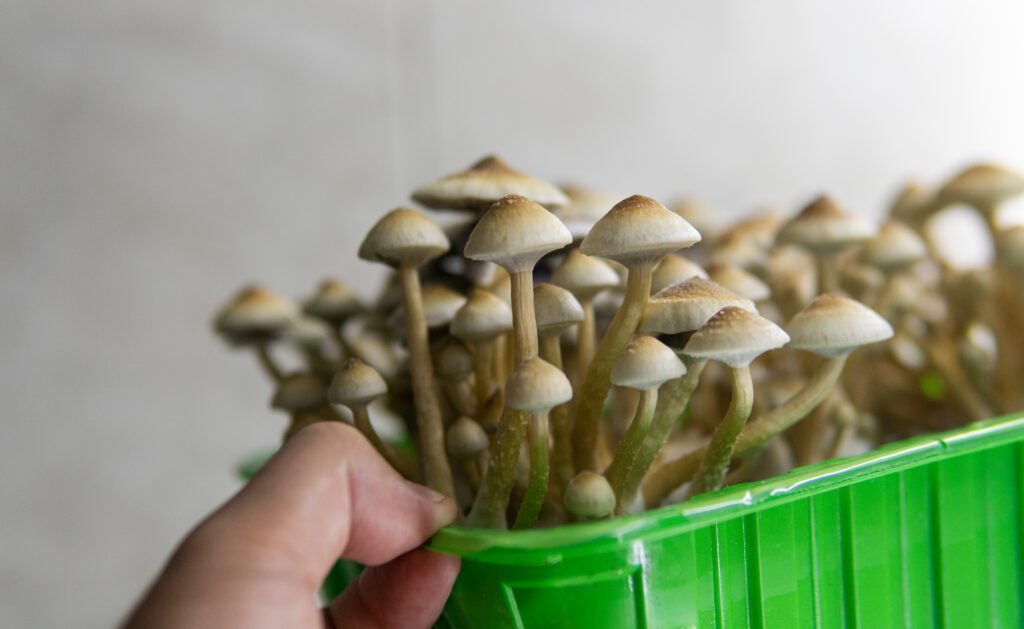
[
  {"xmin": 473, "ymin": 340, "xmax": 495, "ymax": 407},
  {"xmin": 398, "ymin": 264, "xmax": 454, "ymax": 496},
  {"xmin": 919, "ymin": 333, "xmax": 992, "ymax": 421},
  {"xmin": 351, "ymin": 405, "xmax": 419, "ymax": 481},
  {"xmin": 540, "ymin": 334, "xmax": 574, "ymax": 493},
  {"xmin": 576, "ymin": 298, "xmax": 597, "ymax": 386},
  {"xmin": 644, "ymin": 355, "xmax": 846, "ymax": 507},
  {"xmin": 255, "ymin": 343, "xmax": 284, "ymax": 382},
  {"xmin": 512, "ymin": 411, "xmax": 551, "ymax": 530},
  {"xmin": 467, "ymin": 407, "xmax": 525, "ymax": 529},
  {"xmin": 329, "ymin": 326, "xmax": 349, "ymax": 365},
  {"xmin": 604, "ymin": 387, "xmax": 658, "ymax": 513},
  {"xmin": 444, "ymin": 379, "xmax": 477, "ymax": 418},
  {"xmin": 510, "ymin": 271, "xmax": 539, "ymax": 362},
  {"xmin": 817, "ymin": 252, "xmax": 841, "ymax": 294},
  {"xmin": 572, "ymin": 263, "xmax": 655, "ymax": 472},
  {"xmin": 688, "ymin": 365, "xmax": 754, "ymax": 497},
  {"xmin": 620, "ymin": 359, "xmax": 707, "ymax": 505}
]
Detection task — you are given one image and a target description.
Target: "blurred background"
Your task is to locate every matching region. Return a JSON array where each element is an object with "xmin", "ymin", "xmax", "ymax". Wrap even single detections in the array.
[{"xmin": 3, "ymin": 0, "xmax": 1024, "ymax": 625}]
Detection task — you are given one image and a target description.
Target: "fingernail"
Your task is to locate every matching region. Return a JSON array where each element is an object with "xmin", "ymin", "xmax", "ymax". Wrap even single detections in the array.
[
  {"xmin": 405, "ymin": 481, "xmax": 450, "ymax": 504},
  {"xmin": 405, "ymin": 481, "xmax": 458, "ymax": 527}
]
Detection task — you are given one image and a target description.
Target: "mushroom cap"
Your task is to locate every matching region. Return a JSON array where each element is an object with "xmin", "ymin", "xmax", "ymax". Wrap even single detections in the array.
[
  {"xmin": 556, "ymin": 184, "xmax": 623, "ymax": 238},
  {"xmin": 580, "ymin": 195, "xmax": 702, "ymax": 266},
  {"xmin": 303, "ymin": 279, "xmax": 361, "ymax": 324},
  {"xmin": 358, "ymin": 208, "xmax": 450, "ymax": 267},
  {"xmin": 450, "ymin": 289, "xmax": 513, "ymax": 342},
  {"xmin": 651, "ymin": 254, "xmax": 708, "ymax": 294},
  {"xmin": 707, "ymin": 262, "xmax": 771, "ymax": 302},
  {"xmin": 563, "ymin": 471, "xmax": 616, "ymax": 518},
  {"xmin": 610, "ymin": 336, "xmax": 687, "ymax": 390},
  {"xmin": 271, "ymin": 373, "xmax": 328, "ymax": 412},
  {"xmin": 446, "ymin": 416, "xmax": 490, "ymax": 459},
  {"xmin": 550, "ymin": 250, "xmax": 621, "ymax": 300},
  {"xmin": 719, "ymin": 211, "xmax": 784, "ymax": 250},
  {"xmin": 504, "ymin": 357, "xmax": 573, "ymax": 412},
  {"xmin": 777, "ymin": 195, "xmax": 876, "ymax": 252},
  {"xmin": 640, "ymin": 277, "xmax": 756, "ymax": 335},
  {"xmin": 534, "ymin": 284, "xmax": 584, "ymax": 336},
  {"xmin": 862, "ymin": 220, "xmax": 928, "ymax": 272},
  {"xmin": 671, "ymin": 199, "xmax": 724, "ymax": 239},
  {"xmin": 214, "ymin": 285, "xmax": 297, "ymax": 342},
  {"xmin": 786, "ymin": 293, "xmax": 894, "ymax": 357},
  {"xmin": 420, "ymin": 284, "xmax": 467, "ymax": 329},
  {"xmin": 709, "ymin": 233, "xmax": 768, "ymax": 270},
  {"xmin": 283, "ymin": 315, "xmax": 332, "ymax": 352},
  {"xmin": 889, "ymin": 181, "xmax": 932, "ymax": 223},
  {"xmin": 997, "ymin": 225, "xmax": 1024, "ymax": 271},
  {"xmin": 411, "ymin": 155, "xmax": 569, "ymax": 212},
  {"xmin": 328, "ymin": 358, "xmax": 388, "ymax": 407},
  {"xmin": 435, "ymin": 338, "xmax": 475, "ymax": 380},
  {"xmin": 464, "ymin": 194, "xmax": 573, "ymax": 273},
  {"xmin": 937, "ymin": 163, "xmax": 1024, "ymax": 212},
  {"xmin": 683, "ymin": 307, "xmax": 790, "ymax": 368}
]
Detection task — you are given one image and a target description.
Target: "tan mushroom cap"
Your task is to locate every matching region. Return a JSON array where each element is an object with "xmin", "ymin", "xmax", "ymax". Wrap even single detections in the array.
[
  {"xmin": 450, "ymin": 289, "xmax": 513, "ymax": 342},
  {"xmin": 435, "ymin": 338, "xmax": 475, "ymax": 380},
  {"xmin": 271, "ymin": 373, "xmax": 328, "ymax": 412},
  {"xmin": 707, "ymin": 262, "xmax": 771, "ymax": 302},
  {"xmin": 997, "ymin": 225, "xmax": 1024, "ymax": 270},
  {"xmin": 563, "ymin": 471, "xmax": 616, "ymax": 518},
  {"xmin": 328, "ymin": 358, "xmax": 388, "ymax": 407},
  {"xmin": 640, "ymin": 277, "xmax": 756, "ymax": 335},
  {"xmin": 671, "ymin": 199, "xmax": 723, "ymax": 239},
  {"xmin": 283, "ymin": 315, "xmax": 332, "ymax": 352},
  {"xmin": 889, "ymin": 181, "xmax": 932, "ymax": 223},
  {"xmin": 651, "ymin": 254, "xmax": 708, "ymax": 294},
  {"xmin": 446, "ymin": 416, "xmax": 490, "ymax": 459},
  {"xmin": 303, "ymin": 279, "xmax": 361, "ymax": 324},
  {"xmin": 719, "ymin": 211, "xmax": 784, "ymax": 250},
  {"xmin": 580, "ymin": 195, "xmax": 702, "ymax": 266},
  {"xmin": 358, "ymin": 208, "xmax": 450, "ymax": 267},
  {"xmin": 411, "ymin": 155, "xmax": 569, "ymax": 212},
  {"xmin": 420, "ymin": 284, "xmax": 467, "ymax": 329},
  {"xmin": 464, "ymin": 194, "xmax": 573, "ymax": 273},
  {"xmin": 937, "ymin": 163, "xmax": 1024, "ymax": 212},
  {"xmin": 786, "ymin": 293, "xmax": 894, "ymax": 358},
  {"xmin": 683, "ymin": 307, "xmax": 790, "ymax": 368},
  {"xmin": 708, "ymin": 233, "xmax": 768, "ymax": 270},
  {"xmin": 534, "ymin": 284, "xmax": 584, "ymax": 337},
  {"xmin": 862, "ymin": 220, "xmax": 928, "ymax": 272},
  {"xmin": 610, "ymin": 336, "xmax": 687, "ymax": 390},
  {"xmin": 777, "ymin": 195, "xmax": 876, "ymax": 252},
  {"xmin": 504, "ymin": 356, "xmax": 573, "ymax": 412},
  {"xmin": 550, "ymin": 250, "xmax": 621, "ymax": 301},
  {"xmin": 214, "ymin": 285, "xmax": 298, "ymax": 341},
  {"xmin": 556, "ymin": 184, "xmax": 623, "ymax": 238}
]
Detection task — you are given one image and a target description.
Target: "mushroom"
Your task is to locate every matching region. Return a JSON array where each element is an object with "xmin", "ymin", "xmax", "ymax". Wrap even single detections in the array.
[
  {"xmin": 213, "ymin": 285, "xmax": 298, "ymax": 382},
  {"xmin": 563, "ymin": 470, "xmax": 617, "ymax": 520},
  {"xmin": 503, "ymin": 357, "xmax": 573, "ymax": 529},
  {"xmin": 358, "ymin": 208, "xmax": 454, "ymax": 495},
  {"xmin": 644, "ymin": 294, "xmax": 892, "ymax": 506},
  {"xmin": 282, "ymin": 315, "xmax": 336, "ymax": 380},
  {"xmin": 888, "ymin": 181, "xmax": 934, "ymax": 231},
  {"xmin": 303, "ymin": 278, "xmax": 361, "ymax": 359},
  {"xmin": 603, "ymin": 336, "xmax": 686, "ymax": 513},
  {"xmin": 271, "ymin": 372, "xmax": 329, "ymax": 441},
  {"xmin": 934, "ymin": 163, "xmax": 1024, "ymax": 230},
  {"xmin": 556, "ymin": 184, "xmax": 623, "ymax": 239},
  {"xmin": 434, "ymin": 337, "xmax": 478, "ymax": 418},
  {"xmin": 572, "ymin": 195, "xmax": 701, "ymax": 472},
  {"xmin": 651, "ymin": 254, "xmax": 708, "ymax": 295},
  {"xmin": 550, "ymin": 250, "xmax": 621, "ymax": 386},
  {"xmin": 450, "ymin": 288, "xmax": 513, "ymax": 409},
  {"xmin": 446, "ymin": 416, "xmax": 490, "ymax": 492},
  {"xmin": 683, "ymin": 307, "xmax": 790, "ymax": 497},
  {"xmin": 412, "ymin": 155, "xmax": 569, "ymax": 212},
  {"xmin": 707, "ymin": 262, "xmax": 772, "ymax": 303},
  {"xmin": 329, "ymin": 358, "xmax": 418, "ymax": 480}
]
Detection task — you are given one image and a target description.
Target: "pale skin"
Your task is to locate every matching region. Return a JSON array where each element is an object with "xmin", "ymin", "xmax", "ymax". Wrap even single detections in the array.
[{"xmin": 124, "ymin": 423, "xmax": 459, "ymax": 629}]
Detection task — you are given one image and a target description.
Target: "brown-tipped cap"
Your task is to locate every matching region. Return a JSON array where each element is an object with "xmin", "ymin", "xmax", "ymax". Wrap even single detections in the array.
[
  {"xmin": 997, "ymin": 225, "xmax": 1024, "ymax": 271},
  {"xmin": 271, "ymin": 373, "xmax": 327, "ymax": 412},
  {"xmin": 411, "ymin": 155, "xmax": 569, "ymax": 212},
  {"xmin": 534, "ymin": 283, "xmax": 584, "ymax": 336},
  {"xmin": 420, "ymin": 284, "xmax": 467, "ymax": 329},
  {"xmin": 563, "ymin": 471, "xmax": 616, "ymax": 518},
  {"xmin": 777, "ymin": 195, "xmax": 876, "ymax": 252},
  {"xmin": 328, "ymin": 358, "xmax": 388, "ymax": 407},
  {"xmin": 719, "ymin": 211, "xmax": 784, "ymax": 250},
  {"xmin": 708, "ymin": 233, "xmax": 769, "ymax": 270},
  {"xmin": 889, "ymin": 181, "xmax": 933, "ymax": 222},
  {"xmin": 213, "ymin": 285, "xmax": 297, "ymax": 342},
  {"xmin": 683, "ymin": 307, "xmax": 790, "ymax": 368},
  {"xmin": 786, "ymin": 293, "xmax": 894, "ymax": 357},
  {"xmin": 435, "ymin": 338, "xmax": 475, "ymax": 380},
  {"xmin": 707, "ymin": 262, "xmax": 771, "ymax": 302},
  {"xmin": 303, "ymin": 279, "xmax": 361, "ymax": 324},
  {"xmin": 610, "ymin": 336, "xmax": 687, "ymax": 390},
  {"xmin": 358, "ymin": 208, "xmax": 450, "ymax": 267},
  {"xmin": 862, "ymin": 220, "xmax": 928, "ymax": 272},
  {"xmin": 504, "ymin": 356, "xmax": 573, "ymax": 412},
  {"xmin": 283, "ymin": 315, "xmax": 332, "ymax": 352},
  {"xmin": 464, "ymin": 194, "xmax": 573, "ymax": 272},
  {"xmin": 580, "ymin": 195, "xmax": 702, "ymax": 266},
  {"xmin": 556, "ymin": 184, "xmax": 623, "ymax": 238},
  {"xmin": 446, "ymin": 416, "xmax": 490, "ymax": 459},
  {"xmin": 651, "ymin": 254, "xmax": 708, "ymax": 294},
  {"xmin": 450, "ymin": 289, "xmax": 513, "ymax": 342},
  {"xmin": 937, "ymin": 163, "xmax": 1024, "ymax": 212},
  {"xmin": 671, "ymin": 199, "xmax": 723, "ymax": 239},
  {"xmin": 550, "ymin": 250, "xmax": 621, "ymax": 300},
  {"xmin": 640, "ymin": 277, "xmax": 756, "ymax": 335}
]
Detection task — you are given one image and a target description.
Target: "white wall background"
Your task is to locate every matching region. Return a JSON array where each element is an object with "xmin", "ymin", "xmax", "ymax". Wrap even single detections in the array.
[{"xmin": 2, "ymin": 1, "xmax": 1023, "ymax": 626}]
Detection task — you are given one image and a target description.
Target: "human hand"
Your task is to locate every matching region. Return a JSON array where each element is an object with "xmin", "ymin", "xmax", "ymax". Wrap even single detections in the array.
[{"xmin": 124, "ymin": 422, "xmax": 460, "ymax": 628}]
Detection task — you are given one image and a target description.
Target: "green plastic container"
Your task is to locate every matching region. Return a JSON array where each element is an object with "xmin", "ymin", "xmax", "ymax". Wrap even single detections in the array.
[{"xmin": 429, "ymin": 415, "xmax": 1024, "ymax": 628}]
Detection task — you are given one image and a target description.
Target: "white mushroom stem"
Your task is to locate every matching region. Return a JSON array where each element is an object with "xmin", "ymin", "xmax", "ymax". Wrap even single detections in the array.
[
  {"xmin": 572, "ymin": 264, "xmax": 655, "ymax": 472},
  {"xmin": 540, "ymin": 334, "xmax": 574, "ymax": 493},
  {"xmin": 255, "ymin": 343, "xmax": 284, "ymax": 382},
  {"xmin": 687, "ymin": 365, "xmax": 754, "ymax": 497},
  {"xmin": 510, "ymin": 271, "xmax": 539, "ymax": 362},
  {"xmin": 351, "ymin": 404, "xmax": 419, "ymax": 481},
  {"xmin": 466, "ymin": 407, "xmax": 525, "ymax": 528},
  {"xmin": 472, "ymin": 340, "xmax": 496, "ymax": 406},
  {"xmin": 604, "ymin": 387, "xmax": 658, "ymax": 513},
  {"xmin": 817, "ymin": 251, "xmax": 841, "ymax": 294},
  {"xmin": 512, "ymin": 411, "xmax": 551, "ymax": 530},
  {"xmin": 398, "ymin": 264, "xmax": 454, "ymax": 497},
  {"xmin": 644, "ymin": 355, "xmax": 847, "ymax": 507},
  {"xmin": 576, "ymin": 297, "xmax": 597, "ymax": 386}
]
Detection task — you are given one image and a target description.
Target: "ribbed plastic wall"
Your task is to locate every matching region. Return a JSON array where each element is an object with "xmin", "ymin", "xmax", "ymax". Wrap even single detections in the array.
[{"xmin": 431, "ymin": 416, "xmax": 1024, "ymax": 628}]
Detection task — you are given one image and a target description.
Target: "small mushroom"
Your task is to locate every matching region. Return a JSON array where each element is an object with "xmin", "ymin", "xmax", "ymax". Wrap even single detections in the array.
[
  {"xmin": 563, "ymin": 470, "xmax": 616, "ymax": 520},
  {"xmin": 434, "ymin": 338, "xmax": 478, "ymax": 418},
  {"xmin": 707, "ymin": 262, "xmax": 772, "ymax": 303},
  {"xmin": 412, "ymin": 155, "xmax": 569, "ymax": 212},
  {"xmin": 271, "ymin": 373, "xmax": 329, "ymax": 441},
  {"xmin": 651, "ymin": 254, "xmax": 708, "ymax": 295},
  {"xmin": 450, "ymin": 289, "xmax": 513, "ymax": 409},
  {"xmin": 213, "ymin": 285, "xmax": 298, "ymax": 382},
  {"xmin": 446, "ymin": 416, "xmax": 490, "ymax": 492},
  {"xmin": 550, "ymin": 249, "xmax": 621, "ymax": 385}
]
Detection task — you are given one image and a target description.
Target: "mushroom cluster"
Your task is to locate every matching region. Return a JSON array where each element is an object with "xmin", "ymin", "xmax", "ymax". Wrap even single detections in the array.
[{"xmin": 214, "ymin": 156, "xmax": 1024, "ymax": 529}]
